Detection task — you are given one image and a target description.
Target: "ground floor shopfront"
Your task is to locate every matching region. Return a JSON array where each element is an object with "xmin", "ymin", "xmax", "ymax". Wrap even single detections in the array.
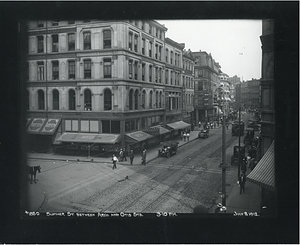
[{"xmin": 26, "ymin": 111, "xmax": 190, "ymax": 156}]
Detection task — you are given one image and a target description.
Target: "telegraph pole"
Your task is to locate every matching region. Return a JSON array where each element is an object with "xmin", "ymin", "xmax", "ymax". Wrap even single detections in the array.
[
  {"xmin": 238, "ymin": 106, "xmax": 241, "ymax": 179},
  {"xmin": 221, "ymin": 114, "xmax": 227, "ymax": 207},
  {"xmin": 218, "ymin": 91, "xmax": 228, "ymax": 209}
]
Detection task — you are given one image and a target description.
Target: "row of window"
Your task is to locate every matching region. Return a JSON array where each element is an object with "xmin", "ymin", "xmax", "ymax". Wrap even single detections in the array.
[
  {"xmin": 129, "ymin": 20, "xmax": 164, "ymax": 40},
  {"xmin": 35, "ymin": 20, "xmax": 88, "ymax": 28},
  {"xmin": 63, "ymin": 115, "xmax": 165, "ymax": 135},
  {"xmin": 31, "ymin": 32, "xmax": 184, "ymax": 70},
  {"xmin": 28, "ymin": 89, "xmax": 112, "ymax": 111},
  {"xmin": 30, "ymin": 58, "xmax": 112, "ymax": 81},
  {"xmin": 32, "ymin": 30, "xmax": 111, "ymax": 53},
  {"xmin": 29, "ymin": 58, "xmax": 192, "ymax": 84},
  {"xmin": 34, "ymin": 20, "xmax": 164, "ymax": 40},
  {"xmin": 26, "ymin": 88, "xmax": 166, "ymax": 111}
]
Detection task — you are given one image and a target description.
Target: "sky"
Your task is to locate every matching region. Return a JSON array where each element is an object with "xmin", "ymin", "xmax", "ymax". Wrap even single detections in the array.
[{"xmin": 157, "ymin": 20, "xmax": 262, "ymax": 81}]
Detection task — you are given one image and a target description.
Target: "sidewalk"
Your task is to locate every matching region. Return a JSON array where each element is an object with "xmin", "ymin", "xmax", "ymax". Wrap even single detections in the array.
[{"xmin": 26, "ymin": 125, "xmax": 262, "ymax": 213}]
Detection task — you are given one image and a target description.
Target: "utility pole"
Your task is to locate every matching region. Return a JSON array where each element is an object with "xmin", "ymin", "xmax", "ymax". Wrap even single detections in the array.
[
  {"xmin": 219, "ymin": 89, "xmax": 228, "ymax": 209},
  {"xmin": 238, "ymin": 106, "xmax": 241, "ymax": 179},
  {"xmin": 221, "ymin": 114, "xmax": 227, "ymax": 207}
]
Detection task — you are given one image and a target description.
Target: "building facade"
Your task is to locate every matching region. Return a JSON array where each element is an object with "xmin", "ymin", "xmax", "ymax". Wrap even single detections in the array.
[
  {"xmin": 182, "ymin": 49, "xmax": 195, "ymax": 124},
  {"xmin": 192, "ymin": 51, "xmax": 221, "ymax": 123},
  {"xmin": 25, "ymin": 20, "xmax": 191, "ymax": 153}
]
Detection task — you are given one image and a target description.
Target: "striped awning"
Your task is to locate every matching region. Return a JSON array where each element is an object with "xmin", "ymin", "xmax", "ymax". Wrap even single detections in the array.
[{"xmin": 247, "ymin": 141, "xmax": 275, "ymax": 191}]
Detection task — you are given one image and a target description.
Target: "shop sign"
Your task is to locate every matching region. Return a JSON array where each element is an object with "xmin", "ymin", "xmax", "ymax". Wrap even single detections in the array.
[
  {"xmin": 41, "ymin": 119, "xmax": 61, "ymax": 133},
  {"xmin": 28, "ymin": 118, "xmax": 46, "ymax": 132}
]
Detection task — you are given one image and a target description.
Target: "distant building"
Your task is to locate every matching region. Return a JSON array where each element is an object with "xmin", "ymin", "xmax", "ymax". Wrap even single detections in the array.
[
  {"xmin": 192, "ymin": 51, "xmax": 221, "ymax": 123},
  {"xmin": 182, "ymin": 49, "xmax": 195, "ymax": 124}
]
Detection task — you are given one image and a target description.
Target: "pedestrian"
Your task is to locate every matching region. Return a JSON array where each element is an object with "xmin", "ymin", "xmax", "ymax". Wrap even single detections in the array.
[
  {"xmin": 226, "ymin": 123, "xmax": 229, "ymax": 130},
  {"xmin": 112, "ymin": 154, "xmax": 118, "ymax": 169},
  {"xmin": 129, "ymin": 150, "xmax": 134, "ymax": 165},
  {"xmin": 241, "ymin": 158, "xmax": 247, "ymax": 174},
  {"xmin": 246, "ymin": 155, "xmax": 251, "ymax": 167},
  {"xmin": 141, "ymin": 149, "xmax": 146, "ymax": 165},
  {"xmin": 123, "ymin": 148, "xmax": 127, "ymax": 161},
  {"xmin": 119, "ymin": 148, "xmax": 123, "ymax": 162},
  {"xmin": 183, "ymin": 132, "xmax": 187, "ymax": 142},
  {"xmin": 180, "ymin": 131, "xmax": 183, "ymax": 141},
  {"xmin": 187, "ymin": 132, "xmax": 190, "ymax": 141},
  {"xmin": 239, "ymin": 173, "xmax": 246, "ymax": 194},
  {"xmin": 198, "ymin": 121, "xmax": 201, "ymax": 129}
]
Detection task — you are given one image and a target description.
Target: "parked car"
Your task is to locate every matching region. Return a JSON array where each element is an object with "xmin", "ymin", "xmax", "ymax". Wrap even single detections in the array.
[
  {"xmin": 158, "ymin": 141, "xmax": 179, "ymax": 158},
  {"xmin": 198, "ymin": 129, "xmax": 209, "ymax": 139}
]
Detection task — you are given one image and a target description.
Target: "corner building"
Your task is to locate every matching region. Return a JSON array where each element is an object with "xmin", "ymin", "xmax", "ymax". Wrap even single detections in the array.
[{"xmin": 25, "ymin": 20, "xmax": 190, "ymax": 154}]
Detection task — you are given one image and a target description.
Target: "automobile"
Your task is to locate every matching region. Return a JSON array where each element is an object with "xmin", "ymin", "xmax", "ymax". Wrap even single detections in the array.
[
  {"xmin": 247, "ymin": 120, "xmax": 261, "ymax": 131},
  {"xmin": 198, "ymin": 129, "xmax": 209, "ymax": 139},
  {"xmin": 244, "ymin": 127, "xmax": 255, "ymax": 146},
  {"xmin": 231, "ymin": 145, "xmax": 246, "ymax": 165},
  {"xmin": 158, "ymin": 141, "xmax": 179, "ymax": 158},
  {"xmin": 232, "ymin": 120, "xmax": 244, "ymax": 136}
]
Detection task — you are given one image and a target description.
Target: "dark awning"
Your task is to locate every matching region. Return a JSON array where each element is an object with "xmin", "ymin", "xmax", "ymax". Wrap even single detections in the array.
[
  {"xmin": 247, "ymin": 141, "xmax": 275, "ymax": 191},
  {"xmin": 40, "ymin": 118, "xmax": 61, "ymax": 135},
  {"xmin": 56, "ymin": 133, "xmax": 121, "ymax": 144},
  {"xmin": 27, "ymin": 118, "xmax": 47, "ymax": 134},
  {"xmin": 125, "ymin": 131, "xmax": 152, "ymax": 143},
  {"xmin": 166, "ymin": 121, "xmax": 190, "ymax": 130},
  {"xmin": 150, "ymin": 125, "xmax": 171, "ymax": 135}
]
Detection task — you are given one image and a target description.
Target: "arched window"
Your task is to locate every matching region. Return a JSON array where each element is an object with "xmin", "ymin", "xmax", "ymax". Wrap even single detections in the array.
[
  {"xmin": 134, "ymin": 90, "xmax": 139, "ymax": 110},
  {"xmin": 38, "ymin": 90, "xmax": 44, "ymax": 110},
  {"xmin": 52, "ymin": 89, "xmax": 59, "ymax": 110},
  {"xmin": 149, "ymin": 90, "xmax": 153, "ymax": 109},
  {"xmin": 69, "ymin": 89, "xmax": 76, "ymax": 110},
  {"xmin": 155, "ymin": 91, "xmax": 158, "ymax": 108},
  {"xmin": 103, "ymin": 30, "xmax": 111, "ymax": 49},
  {"xmin": 26, "ymin": 90, "xmax": 29, "ymax": 110},
  {"xmin": 84, "ymin": 89, "xmax": 92, "ymax": 110},
  {"xmin": 104, "ymin": 89, "xmax": 112, "ymax": 111},
  {"xmin": 129, "ymin": 89, "xmax": 134, "ymax": 110},
  {"xmin": 142, "ymin": 90, "xmax": 146, "ymax": 109}
]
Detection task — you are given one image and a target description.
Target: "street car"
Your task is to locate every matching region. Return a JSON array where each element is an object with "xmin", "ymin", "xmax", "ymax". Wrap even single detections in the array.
[
  {"xmin": 198, "ymin": 129, "xmax": 209, "ymax": 139},
  {"xmin": 158, "ymin": 141, "xmax": 179, "ymax": 158},
  {"xmin": 244, "ymin": 127, "xmax": 255, "ymax": 146}
]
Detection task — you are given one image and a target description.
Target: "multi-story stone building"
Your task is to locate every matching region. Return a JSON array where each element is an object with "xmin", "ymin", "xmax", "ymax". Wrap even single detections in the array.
[
  {"xmin": 240, "ymin": 81, "xmax": 249, "ymax": 110},
  {"xmin": 247, "ymin": 78, "xmax": 261, "ymax": 109},
  {"xmin": 247, "ymin": 19, "xmax": 275, "ymax": 216},
  {"xmin": 25, "ymin": 20, "xmax": 190, "ymax": 154},
  {"xmin": 192, "ymin": 51, "xmax": 221, "ymax": 123},
  {"xmin": 182, "ymin": 49, "xmax": 195, "ymax": 124}
]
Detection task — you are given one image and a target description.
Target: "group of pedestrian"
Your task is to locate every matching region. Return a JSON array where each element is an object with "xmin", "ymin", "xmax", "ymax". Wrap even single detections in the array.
[
  {"xmin": 238, "ymin": 145, "xmax": 258, "ymax": 194},
  {"xmin": 180, "ymin": 129, "xmax": 190, "ymax": 142},
  {"xmin": 111, "ymin": 145, "xmax": 147, "ymax": 169}
]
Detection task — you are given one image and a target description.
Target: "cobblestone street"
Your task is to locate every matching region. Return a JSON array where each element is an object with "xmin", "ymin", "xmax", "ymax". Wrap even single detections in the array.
[{"xmin": 27, "ymin": 125, "xmax": 241, "ymax": 213}]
